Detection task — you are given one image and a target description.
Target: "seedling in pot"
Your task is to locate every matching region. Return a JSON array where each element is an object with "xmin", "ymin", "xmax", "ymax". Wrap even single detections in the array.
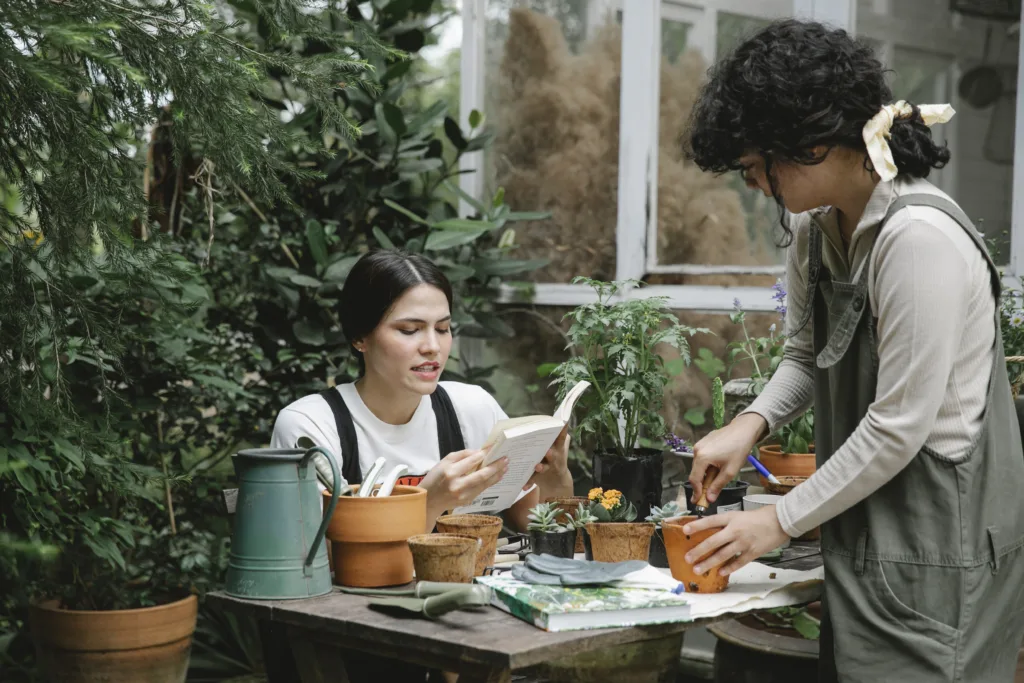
[
  {"xmin": 526, "ymin": 502, "xmax": 570, "ymax": 533},
  {"xmin": 645, "ymin": 501, "xmax": 681, "ymax": 528},
  {"xmin": 527, "ymin": 502, "xmax": 576, "ymax": 559}
]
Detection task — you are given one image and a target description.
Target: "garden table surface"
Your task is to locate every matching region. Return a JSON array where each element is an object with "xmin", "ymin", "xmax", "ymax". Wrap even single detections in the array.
[{"xmin": 207, "ymin": 540, "xmax": 822, "ymax": 683}]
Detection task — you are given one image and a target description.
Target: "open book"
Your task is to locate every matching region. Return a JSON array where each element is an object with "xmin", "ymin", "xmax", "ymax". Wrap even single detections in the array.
[{"xmin": 453, "ymin": 380, "xmax": 590, "ymax": 515}]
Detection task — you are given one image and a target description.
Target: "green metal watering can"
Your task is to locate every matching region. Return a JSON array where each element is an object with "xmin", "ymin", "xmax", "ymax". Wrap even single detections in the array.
[{"xmin": 224, "ymin": 446, "xmax": 341, "ymax": 599}]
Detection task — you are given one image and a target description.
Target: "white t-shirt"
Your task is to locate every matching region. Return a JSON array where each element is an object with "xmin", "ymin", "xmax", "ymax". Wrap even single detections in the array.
[{"xmin": 269, "ymin": 381, "xmax": 508, "ymax": 487}]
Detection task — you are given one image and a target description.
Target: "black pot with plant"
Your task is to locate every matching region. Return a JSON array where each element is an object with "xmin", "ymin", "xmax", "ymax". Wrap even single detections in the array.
[
  {"xmin": 549, "ymin": 277, "xmax": 704, "ymax": 520},
  {"xmin": 526, "ymin": 502, "xmax": 576, "ymax": 559}
]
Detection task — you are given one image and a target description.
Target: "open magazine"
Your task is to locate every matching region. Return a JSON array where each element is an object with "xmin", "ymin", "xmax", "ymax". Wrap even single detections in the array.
[{"xmin": 453, "ymin": 380, "xmax": 590, "ymax": 514}]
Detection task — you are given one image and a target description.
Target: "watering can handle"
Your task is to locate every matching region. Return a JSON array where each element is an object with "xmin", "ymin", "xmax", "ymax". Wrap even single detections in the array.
[{"xmin": 301, "ymin": 446, "xmax": 340, "ymax": 568}]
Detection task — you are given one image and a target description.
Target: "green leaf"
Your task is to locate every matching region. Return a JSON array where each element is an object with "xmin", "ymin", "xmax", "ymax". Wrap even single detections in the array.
[
  {"xmin": 425, "ymin": 229, "xmax": 485, "ymax": 251},
  {"xmin": 373, "ymin": 227, "xmax": 395, "ymax": 249},
  {"xmin": 443, "ymin": 117, "xmax": 468, "ymax": 150},
  {"xmin": 472, "ymin": 258, "xmax": 549, "ymax": 276},
  {"xmin": 443, "ymin": 180, "xmax": 485, "ymax": 215},
  {"xmin": 376, "ymin": 102, "xmax": 398, "ymax": 146},
  {"xmin": 305, "ymin": 220, "xmax": 329, "ymax": 267},
  {"xmin": 439, "ymin": 263, "xmax": 476, "ymax": 282},
  {"xmin": 293, "ymin": 320, "xmax": 327, "ymax": 346},
  {"xmin": 397, "ymin": 158, "xmax": 444, "ymax": 176},
  {"xmin": 792, "ymin": 610, "xmax": 821, "ymax": 640},
  {"xmin": 383, "ymin": 199, "xmax": 429, "ymax": 225},
  {"xmin": 505, "ymin": 211, "xmax": 551, "ymax": 222},
  {"xmin": 288, "ymin": 274, "xmax": 323, "ymax": 288},
  {"xmin": 537, "ymin": 363, "xmax": 558, "ymax": 378},
  {"xmin": 469, "ymin": 109, "xmax": 484, "ymax": 129},
  {"xmin": 683, "ymin": 407, "xmax": 706, "ymax": 427},
  {"xmin": 431, "ymin": 218, "xmax": 498, "ymax": 232},
  {"xmin": 663, "ymin": 357, "xmax": 687, "ymax": 376},
  {"xmin": 264, "ymin": 266, "xmax": 300, "ymax": 282}
]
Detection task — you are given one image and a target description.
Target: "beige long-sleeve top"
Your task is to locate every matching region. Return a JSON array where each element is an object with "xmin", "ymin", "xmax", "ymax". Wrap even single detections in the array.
[{"xmin": 743, "ymin": 176, "xmax": 996, "ymax": 538}]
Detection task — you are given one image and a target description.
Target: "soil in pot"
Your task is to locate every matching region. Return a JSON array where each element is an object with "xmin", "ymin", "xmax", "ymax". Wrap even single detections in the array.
[
  {"xmin": 29, "ymin": 594, "xmax": 199, "ymax": 683},
  {"xmin": 584, "ymin": 522, "xmax": 655, "ymax": 563},
  {"xmin": 592, "ymin": 448, "xmax": 663, "ymax": 521},
  {"xmin": 662, "ymin": 516, "xmax": 730, "ymax": 593},
  {"xmin": 683, "ymin": 480, "xmax": 749, "ymax": 516},
  {"xmin": 756, "ymin": 444, "xmax": 816, "ymax": 488},
  {"xmin": 529, "ymin": 529, "xmax": 577, "ymax": 559},
  {"xmin": 648, "ymin": 527, "xmax": 669, "ymax": 568},
  {"xmin": 548, "ymin": 496, "xmax": 589, "ymax": 553},
  {"xmin": 435, "ymin": 514, "xmax": 503, "ymax": 576},
  {"xmin": 324, "ymin": 484, "xmax": 427, "ymax": 588},
  {"xmin": 407, "ymin": 534, "xmax": 479, "ymax": 583}
]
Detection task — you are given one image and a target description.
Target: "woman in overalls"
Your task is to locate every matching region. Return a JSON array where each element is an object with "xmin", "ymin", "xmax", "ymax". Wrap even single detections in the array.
[{"xmin": 683, "ymin": 19, "xmax": 1024, "ymax": 682}]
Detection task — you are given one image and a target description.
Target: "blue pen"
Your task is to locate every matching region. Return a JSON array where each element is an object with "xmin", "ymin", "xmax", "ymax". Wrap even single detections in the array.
[{"xmin": 746, "ymin": 454, "xmax": 780, "ymax": 485}]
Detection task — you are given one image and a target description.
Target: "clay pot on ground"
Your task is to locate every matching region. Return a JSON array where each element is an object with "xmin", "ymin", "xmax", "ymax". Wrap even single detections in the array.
[
  {"xmin": 529, "ymin": 528, "xmax": 577, "ymax": 559},
  {"xmin": 435, "ymin": 514, "xmax": 503, "ymax": 576},
  {"xmin": 584, "ymin": 522, "xmax": 655, "ymax": 563},
  {"xmin": 323, "ymin": 484, "xmax": 427, "ymax": 588},
  {"xmin": 408, "ymin": 534, "xmax": 479, "ymax": 583},
  {"xmin": 762, "ymin": 477, "xmax": 821, "ymax": 541},
  {"xmin": 756, "ymin": 444, "xmax": 816, "ymax": 488},
  {"xmin": 29, "ymin": 594, "xmax": 198, "ymax": 683},
  {"xmin": 662, "ymin": 516, "xmax": 730, "ymax": 594},
  {"xmin": 548, "ymin": 496, "xmax": 589, "ymax": 553}
]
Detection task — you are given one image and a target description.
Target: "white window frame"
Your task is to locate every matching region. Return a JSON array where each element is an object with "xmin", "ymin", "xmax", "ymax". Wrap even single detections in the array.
[{"xmin": 461, "ymin": 0, "xmax": 1024, "ymax": 310}]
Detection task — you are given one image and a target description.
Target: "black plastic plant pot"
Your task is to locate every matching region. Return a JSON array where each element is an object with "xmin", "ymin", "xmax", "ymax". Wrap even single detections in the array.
[
  {"xmin": 682, "ymin": 479, "xmax": 750, "ymax": 515},
  {"xmin": 529, "ymin": 529, "xmax": 577, "ymax": 559},
  {"xmin": 582, "ymin": 527, "xmax": 594, "ymax": 561},
  {"xmin": 592, "ymin": 447, "xmax": 664, "ymax": 521},
  {"xmin": 648, "ymin": 528, "xmax": 669, "ymax": 568}
]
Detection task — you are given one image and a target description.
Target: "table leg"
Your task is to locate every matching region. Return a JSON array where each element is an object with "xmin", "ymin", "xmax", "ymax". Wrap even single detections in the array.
[
  {"xmin": 259, "ymin": 619, "xmax": 301, "ymax": 683},
  {"xmin": 287, "ymin": 627, "xmax": 352, "ymax": 683}
]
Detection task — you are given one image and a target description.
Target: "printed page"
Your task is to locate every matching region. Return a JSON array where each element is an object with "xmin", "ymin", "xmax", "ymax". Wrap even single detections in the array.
[
  {"xmin": 454, "ymin": 422, "xmax": 565, "ymax": 514},
  {"xmin": 552, "ymin": 380, "xmax": 591, "ymax": 423}
]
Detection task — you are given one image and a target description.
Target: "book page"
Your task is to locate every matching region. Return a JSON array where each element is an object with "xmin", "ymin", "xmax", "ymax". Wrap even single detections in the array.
[
  {"xmin": 454, "ymin": 421, "xmax": 565, "ymax": 514},
  {"xmin": 552, "ymin": 380, "xmax": 591, "ymax": 424}
]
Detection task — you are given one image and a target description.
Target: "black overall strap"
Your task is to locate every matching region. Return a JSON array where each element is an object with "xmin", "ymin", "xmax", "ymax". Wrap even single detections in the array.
[
  {"xmin": 319, "ymin": 387, "xmax": 363, "ymax": 485},
  {"xmin": 319, "ymin": 384, "xmax": 466, "ymax": 484}
]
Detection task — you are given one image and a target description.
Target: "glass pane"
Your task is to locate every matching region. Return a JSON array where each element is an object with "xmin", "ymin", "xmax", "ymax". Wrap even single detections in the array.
[
  {"xmin": 484, "ymin": 0, "xmax": 619, "ymax": 283},
  {"xmin": 654, "ymin": 9, "xmax": 790, "ymax": 276}
]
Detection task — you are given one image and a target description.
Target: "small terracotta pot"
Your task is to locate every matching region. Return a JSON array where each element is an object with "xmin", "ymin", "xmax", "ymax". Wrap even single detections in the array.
[
  {"xmin": 584, "ymin": 522, "xmax": 655, "ymax": 563},
  {"xmin": 548, "ymin": 496, "xmax": 589, "ymax": 553},
  {"xmin": 662, "ymin": 516, "xmax": 730, "ymax": 593},
  {"xmin": 29, "ymin": 594, "xmax": 198, "ymax": 683},
  {"xmin": 323, "ymin": 485, "xmax": 427, "ymax": 588},
  {"xmin": 756, "ymin": 444, "xmax": 816, "ymax": 488},
  {"xmin": 408, "ymin": 534, "xmax": 479, "ymax": 583},
  {"xmin": 435, "ymin": 514, "xmax": 503, "ymax": 576}
]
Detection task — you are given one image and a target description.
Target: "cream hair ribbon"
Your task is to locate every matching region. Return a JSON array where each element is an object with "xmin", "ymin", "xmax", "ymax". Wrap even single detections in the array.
[{"xmin": 862, "ymin": 100, "xmax": 955, "ymax": 182}]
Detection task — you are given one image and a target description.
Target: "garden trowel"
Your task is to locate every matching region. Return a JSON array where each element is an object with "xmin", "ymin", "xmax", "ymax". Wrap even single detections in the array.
[{"xmin": 339, "ymin": 583, "xmax": 493, "ymax": 619}]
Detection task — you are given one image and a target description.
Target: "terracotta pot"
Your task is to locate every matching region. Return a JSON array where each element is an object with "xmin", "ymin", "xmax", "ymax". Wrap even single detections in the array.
[
  {"xmin": 547, "ymin": 496, "xmax": 589, "ymax": 553},
  {"xmin": 756, "ymin": 444, "xmax": 816, "ymax": 488},
  {"xmin": 662, "ymin": 516, "xmax": 730, "ymax": 593},
  {"xmin": 435, "ymin": 514, "xmax": 503, "ymax": 576},
  {"xmin": 323, "ymin": 484, "xmax": 427, "ymax": 588},
  {"xmin": 762, "ymin": 477, "xmax": 821, "ymax": 541},
  {"xmin": 584, "ymin": 522, "xmax": 655, "ymax": 562},
  {"xmin": 408, "ymin": 534, "xmax": 479, "ymax": 583},
  {"xmin": 29, "ymin": 594, "xmax": 198, "ymax": 683}
]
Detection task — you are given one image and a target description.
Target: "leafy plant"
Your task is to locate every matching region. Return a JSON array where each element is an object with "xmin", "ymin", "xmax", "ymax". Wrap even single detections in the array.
[
  {"xmin": 526, "ymin": 502, "xmax": 569, "ymax": 533},
  {"xmin": 549, "ymin": 278, "xmax": 705, "ymax": 458},
  {"xmin": 566, "ymin": 502, "xmax": 598, "ymax": 531},
  {"xmin": 586, "ymin": 488, "xmax": 638, "ymax": 523},
  {"xmin": 758, "ymin": 605, "xmax": 821, "ymax": 640},
  {"xmin": 644, "ymin": 501, "xmax": 681, "ymax": 527}
]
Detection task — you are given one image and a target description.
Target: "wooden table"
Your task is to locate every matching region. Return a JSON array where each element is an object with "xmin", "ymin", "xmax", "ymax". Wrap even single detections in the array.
[{"xmin": 207, "ymin": 542, "xmax": 821, "ymax": 683}]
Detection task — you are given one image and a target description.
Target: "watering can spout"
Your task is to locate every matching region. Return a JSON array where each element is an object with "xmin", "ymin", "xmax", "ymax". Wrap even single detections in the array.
[{"xmin": 224, "ymin": 446, "xmax": 341, "ymax": 600}]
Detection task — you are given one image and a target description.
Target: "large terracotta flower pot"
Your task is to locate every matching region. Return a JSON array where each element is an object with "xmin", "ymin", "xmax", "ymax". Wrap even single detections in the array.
[
  {"xmin": 323, "ymin": 484, "xmax": 427, "ymax": 587},
  {"xmin": 435, "ymin": 514, "xmax": 503, "ymax": 576},
  {"xmin": 548, "ymin": 496, "xmax": 589, "ymax": 553},
  {"xmin": 756, "ymin": 444, "xmax": 816, "ymax": 488},
  {"xmin": 29, "ymin": 594, "xmax": 198, "ymax": 683},
  {"xmin": 662, "ymin": 516, "xmax": 730, "ymax": 594},
  {"xmin": 584, "ymin": 522, "xmax": 655, "ymax": 562}
]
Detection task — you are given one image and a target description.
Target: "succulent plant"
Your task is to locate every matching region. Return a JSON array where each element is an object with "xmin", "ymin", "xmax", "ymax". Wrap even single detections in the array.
[
  {"xmin": 566, "ymin": 502, "xmax": 598, "ymax": 530},
  {"xmin": 527, "ymin": 502, "xmax": 568, "ymax": 533},
  {"xmin": 645, "ymin": 501, "xmax": 681, "ymax": 527},
  {"xmin": 712, "ymin": 376, "xmax": 725, "ymax": 430}
]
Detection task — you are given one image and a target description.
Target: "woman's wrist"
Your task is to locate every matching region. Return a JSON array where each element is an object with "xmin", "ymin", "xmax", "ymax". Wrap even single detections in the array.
[{"xmin": 734, "ymin": 411, "xmax": 769, "ymax": 444}]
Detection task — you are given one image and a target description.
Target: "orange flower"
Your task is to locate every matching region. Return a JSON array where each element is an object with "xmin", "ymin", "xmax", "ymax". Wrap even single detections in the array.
[{"xmin": 588, "ymin": 487, "xmax": 604, "ymax": 501}]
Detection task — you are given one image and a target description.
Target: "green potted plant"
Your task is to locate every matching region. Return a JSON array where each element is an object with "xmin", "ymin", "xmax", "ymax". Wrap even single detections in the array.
[
  {"xmin": 645, "ymin": 501, "xmax": 681, "ymax": 568},
  {"xmin": 566, "ymin": 503, "xmax": 598, "ymax": 560},
  {"xmin": 550, "ymin": 277, "xmax": 704, "ymax": 520},
  {"xmin": 526, "ymin": 502, "xmax": 576, "ymax": 559},
  {"xmin": 582, "ymin": 488, "xmax": 654, "ymax": 563}
]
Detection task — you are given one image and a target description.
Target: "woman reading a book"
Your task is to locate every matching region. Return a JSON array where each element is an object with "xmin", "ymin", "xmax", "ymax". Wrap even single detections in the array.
[
  {"xmin": 682, "ymin": 19, "xmax": 1024, "ymax": 682},
  {"xmin": 270, "ymin": 248, "xmax": 573, "ymax": 533}
]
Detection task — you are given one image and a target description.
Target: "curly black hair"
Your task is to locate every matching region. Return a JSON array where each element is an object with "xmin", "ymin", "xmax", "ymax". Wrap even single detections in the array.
[{"xmin": 687, "ymin": 19, "xmax": 950, "ymax": 243}]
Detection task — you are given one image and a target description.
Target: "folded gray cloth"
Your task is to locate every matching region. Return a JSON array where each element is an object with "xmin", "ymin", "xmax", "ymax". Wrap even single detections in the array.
[{"xmin": 511, "ymin": 553, "xmax": 648, "ymax": 586}]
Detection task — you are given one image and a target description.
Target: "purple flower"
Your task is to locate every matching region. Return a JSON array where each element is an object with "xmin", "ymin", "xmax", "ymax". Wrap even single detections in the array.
[
  {"xmin": 772, "ymin": 279, "xmax": 787, "ymax": 320},
  {"xmin": 732, "ymin": 298, "xmax": 742, "ymax": 312},
  {"xmin": 665, "ymin": 433, "xmax": 693, "ymax": 454}
]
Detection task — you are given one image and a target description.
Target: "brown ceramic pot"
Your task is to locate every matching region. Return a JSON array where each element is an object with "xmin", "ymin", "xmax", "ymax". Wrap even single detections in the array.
[
  {"xmin": 435, "ymin": 514, "xmax": 503, "ymax": 576},
  {"xmin": 548, "ymin": 496, "xmax": 589, "ymax": 553},
  {"xmin": 29, "ymin": 594, "xmax": 198, "ymax": 683},
  {"xmin": 323, "ymin": 484, "xmax": 427, "ymax": 588},
  {"xmin": 584, "ymin": 522, "xmax": 655, "ymax": 563},
  {"xmin": 662, "ymin": 516, "xmax": 730, "ymax": 594},
  {"xmin": 408, "ymin": 534, "xmax": 479, "ymax": 583},
  {"xmin": 756, "ymin": 444, "xmax": 816, "ymax": 488}
]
